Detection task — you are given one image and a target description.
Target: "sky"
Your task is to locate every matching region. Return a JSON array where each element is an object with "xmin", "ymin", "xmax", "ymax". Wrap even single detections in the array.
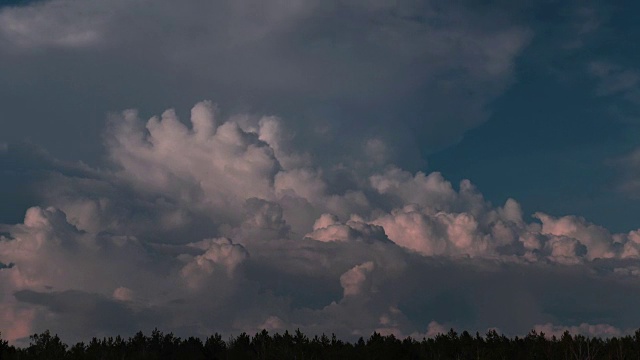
[{"xmin": 1, "ymin": 0, "xmax": 640, "ymax": 345}]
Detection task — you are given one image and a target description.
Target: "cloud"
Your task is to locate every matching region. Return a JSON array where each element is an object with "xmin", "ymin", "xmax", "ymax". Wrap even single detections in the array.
[
  {"xmin": 533, "ymin": 323, "xmax": 625, "ymax": 339},
  {"xmin": 0, "ymin": 141, "xmax": 97, "ymax": 225},
  {"xmin": 0, "ymin": 101, "xmax": 640, "ymax": 340},
  {"xmin": 340, "ymin": 261, "xmax": 375, "ymax": 297},
  {"xmin": 612, "ymin": 147, "xmax": 640, "ymax": 199},
  {"xmin": 3, "ymin": 100, "xmax": 640, "ymax": 344},
  {"xmin": 0, "ymin": 0, "xmax": 112, "ymax": 49},
  {"xmin": 180, "ymin": 238, "xmax": 249, "ymax": 289},
  {"xmin": 588, "ymin": 61, "xmax": 640, "ymax": 97},
  {"xmin": 0, "ymin": 0, "xmax": 530, "ymax": 168},
  {"xmin": 534, "ymin": 212, "xmax": 619, "ymax": 260},
  {"xmin": 13, "ymin": 289, "xmax": 142, "ymax": 340},
  {"xmin": 3, "ymin": 0, "xmax": 640, "ymax": 346},
  {"xmin": 305, "ymin": 214, "xmax": 390, "ymax": 244}
]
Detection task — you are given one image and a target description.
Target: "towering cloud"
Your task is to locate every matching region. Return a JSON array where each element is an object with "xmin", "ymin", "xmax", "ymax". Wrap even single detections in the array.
[{"xmin": 2, "ymin": 101, "xmax": 640, "ymax": 344}]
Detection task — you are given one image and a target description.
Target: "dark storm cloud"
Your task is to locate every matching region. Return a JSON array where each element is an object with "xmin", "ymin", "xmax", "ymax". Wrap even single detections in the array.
[
  {"xmin": 0, "ymin": 0, "xmax": 529, "ymax": 168},
  {"xmin": 14, "ymin": 289, "xmax": 146, "ymax": 337},
  {"xmin": 0, "ymin": 142, "xmax": 95, "ymax": 224}
]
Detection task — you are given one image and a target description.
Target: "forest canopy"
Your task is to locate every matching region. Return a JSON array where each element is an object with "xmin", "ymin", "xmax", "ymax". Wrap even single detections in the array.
[{"xmin": 2, "ymin": 328, "xmax": 640, "ymax": 359}]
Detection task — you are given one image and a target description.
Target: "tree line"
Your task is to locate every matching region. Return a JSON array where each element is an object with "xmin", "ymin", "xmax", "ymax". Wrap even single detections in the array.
[{"xmin": 2, "ymin": 327, "xmax": 640, "ymax": 359}]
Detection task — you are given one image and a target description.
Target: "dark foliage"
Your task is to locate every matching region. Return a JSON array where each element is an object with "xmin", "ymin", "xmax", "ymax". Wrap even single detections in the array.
[{"xmin": 3, "ymin": 328, "xmax": 640, "ymax": 359}]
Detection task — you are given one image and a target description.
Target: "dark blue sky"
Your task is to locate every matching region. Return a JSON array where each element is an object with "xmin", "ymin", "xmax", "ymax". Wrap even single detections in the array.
[
  {"xmin": 429, "ymin": 2, "xmax": 640, "ymax": 232},
  {"xmin": 0, "ymin": 0, "xmax": 42, "ymax": 7}
]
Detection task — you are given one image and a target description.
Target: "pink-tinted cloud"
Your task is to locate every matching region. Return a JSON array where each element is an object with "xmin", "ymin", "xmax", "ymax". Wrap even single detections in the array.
[{"xmin": 3, "ymin": 101, "xmax": 640, "ymax": 344}]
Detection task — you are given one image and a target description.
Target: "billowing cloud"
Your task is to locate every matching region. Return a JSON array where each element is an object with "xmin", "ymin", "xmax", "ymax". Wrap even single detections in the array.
[
  {"xmin": 340, "ymin": 261, "xmax": 375, "ymax": 297},
  {"xmin": 3, "ymin": 100, "xmax": 640, "ymax": 344},
  {"xmin": 305, "ymin": 214, "xmax": 389, "ymax": 244}
]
